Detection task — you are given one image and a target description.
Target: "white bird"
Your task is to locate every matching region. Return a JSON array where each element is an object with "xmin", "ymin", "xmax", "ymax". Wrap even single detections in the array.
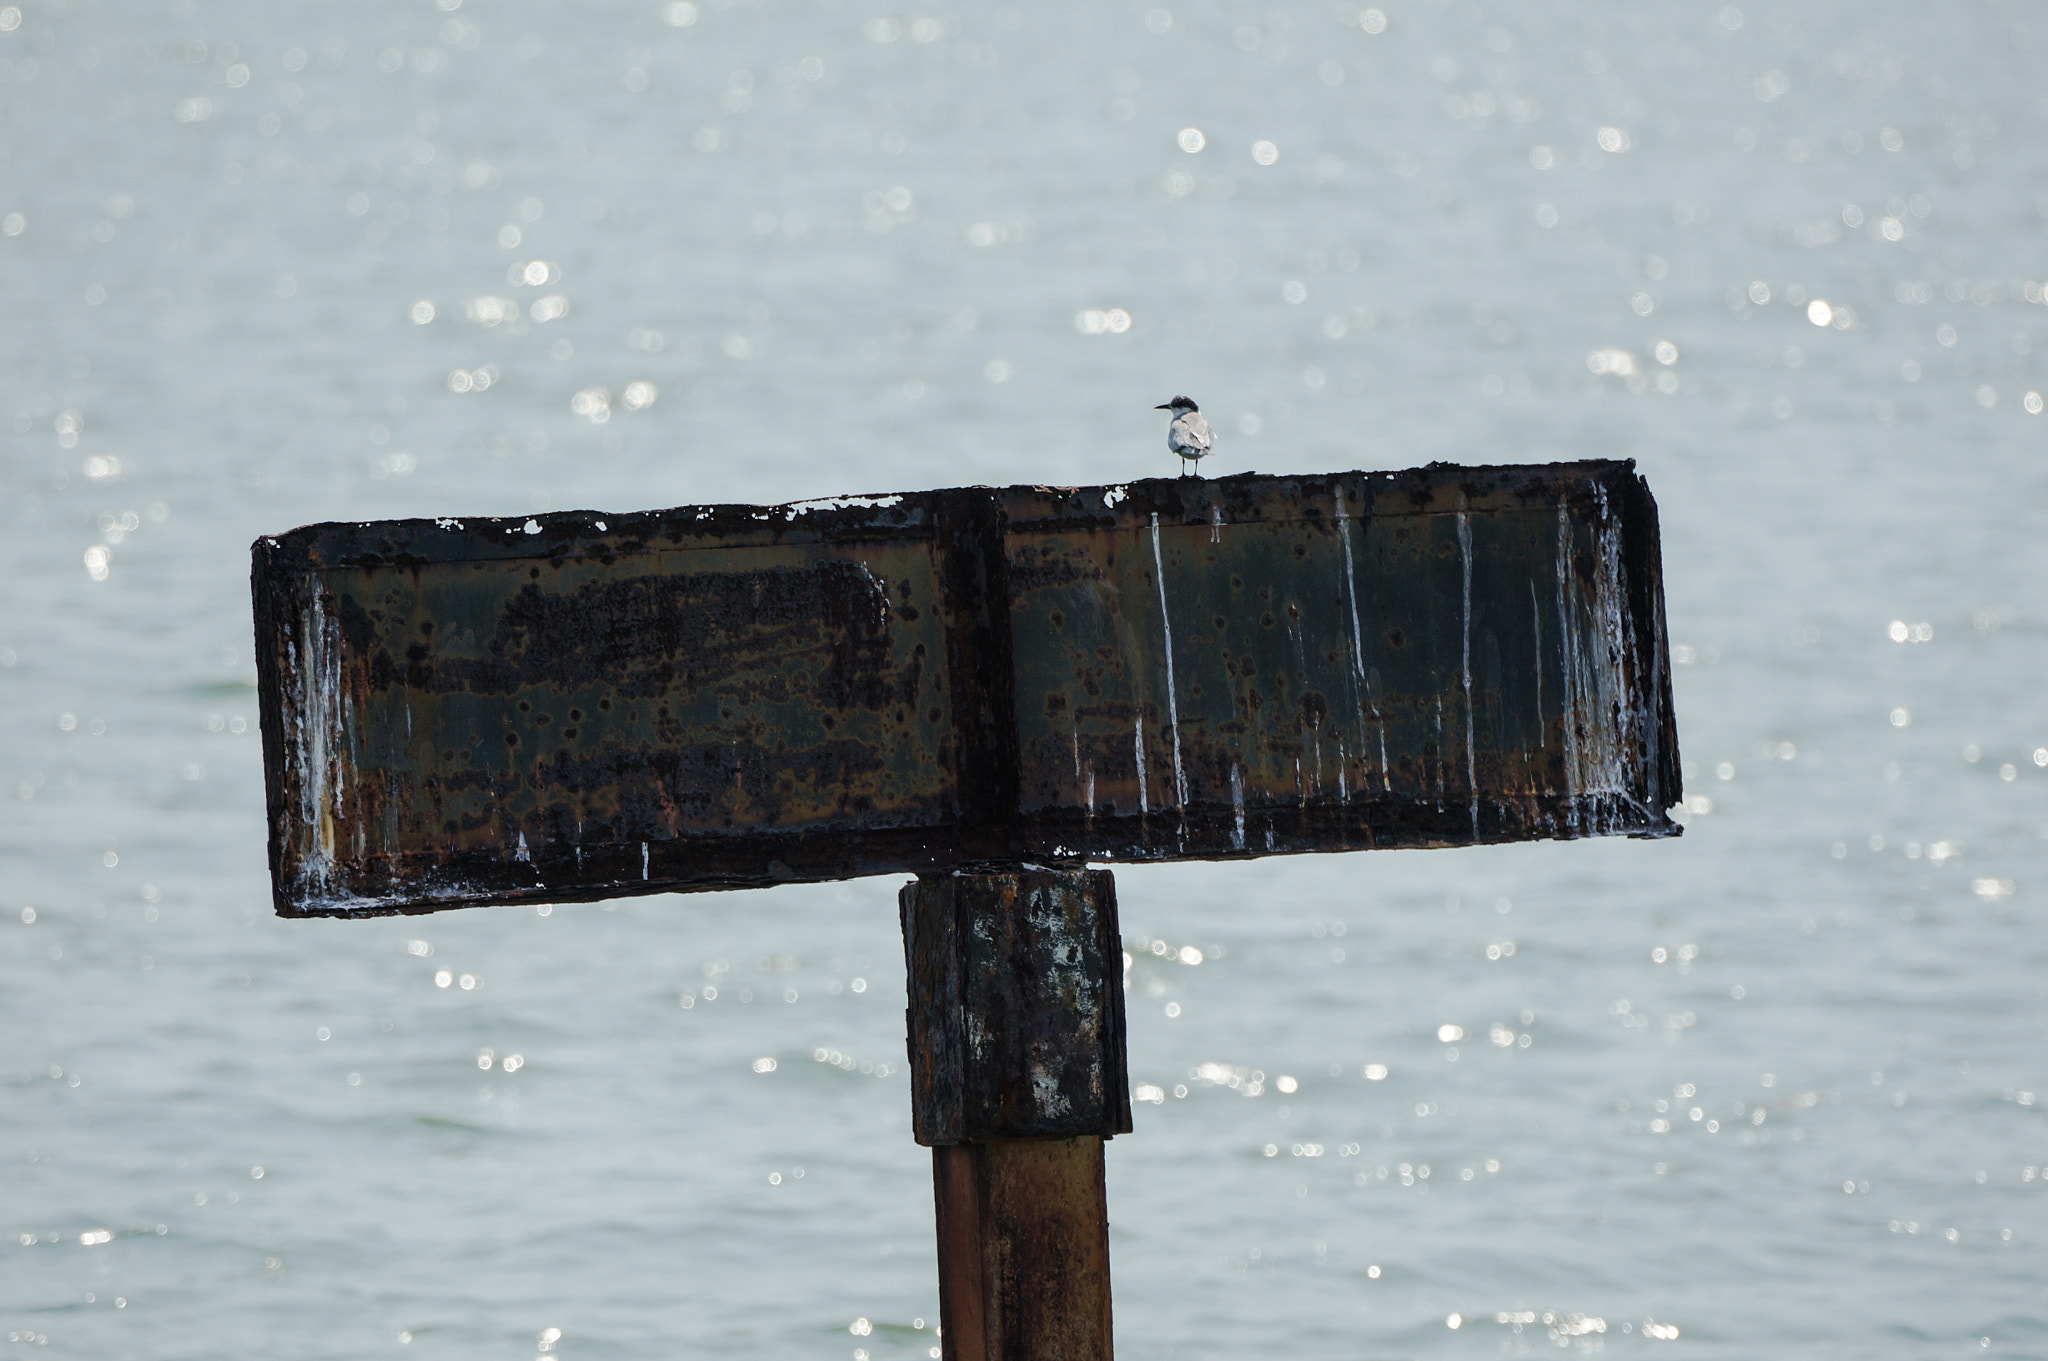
[{"xmin": 1155, "ymin": 396, "xmax": 1212, "ymax": 478}]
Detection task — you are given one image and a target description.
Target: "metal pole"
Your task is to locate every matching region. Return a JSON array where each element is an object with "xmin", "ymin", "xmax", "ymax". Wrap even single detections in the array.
[
  {"xmin": 900, "ymin": 867, "xmax": 1131, "ymax": 1361},
  {"xmin": 931, "ymin": 1138, "xmax": 1113, "ymax": 1361}
]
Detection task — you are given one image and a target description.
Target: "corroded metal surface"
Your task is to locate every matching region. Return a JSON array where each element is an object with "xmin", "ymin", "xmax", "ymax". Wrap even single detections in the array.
[
  {"xmin": 1002, "ymin": 465, "xmax": 1680, "ymax": 859},
  {"xmin": 253, "ymin": 461, "xmax": 1680, "ymax": 917},
  {"xmin": 254, "ymin": 493, "xmax": 976, "ymax": 915},
  {"xmin": 901, "ymin": 868, "xmax": 1130, "ymax": 1146},
  {"xmin": 932, "ymin": 1138, "xmax": 1114, "ymax": 1361}
]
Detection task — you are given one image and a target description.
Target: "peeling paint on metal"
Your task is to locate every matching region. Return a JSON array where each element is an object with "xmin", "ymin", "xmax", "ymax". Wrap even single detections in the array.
[
  {"xmin": 900, "ymin": 868, "xmax": 1129, "ymax": 1145},
  {"xmin": 1132, "ymin": 718, "xmax": 1147, "ymax": 816},
  {"xmin": 790, "ymin": 494, "xmax": 906, "ymax": 513},
  {"xmin": 1230, "ymin": 764, "xmax": 1246, "ymax": 850}
]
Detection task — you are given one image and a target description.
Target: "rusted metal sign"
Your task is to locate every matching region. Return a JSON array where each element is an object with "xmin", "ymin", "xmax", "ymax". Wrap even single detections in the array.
[{"xmin": 252, "ymin": 461, "xmax": 1680, "ymax": 918}]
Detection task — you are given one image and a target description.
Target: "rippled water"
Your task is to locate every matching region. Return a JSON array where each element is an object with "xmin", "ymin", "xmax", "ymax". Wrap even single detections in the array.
[{"xmin": 6, "ymin": 2, "xmax": 2048, "ymax": 1356}]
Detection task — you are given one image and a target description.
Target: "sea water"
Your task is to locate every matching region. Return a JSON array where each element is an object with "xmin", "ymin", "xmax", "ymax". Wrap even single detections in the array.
[{"xmin": 3, "ymin": 2, "xmax": 2046, "ymax": 1356}]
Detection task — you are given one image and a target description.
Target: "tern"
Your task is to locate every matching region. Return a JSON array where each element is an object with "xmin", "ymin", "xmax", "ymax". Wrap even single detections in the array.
[{"xmin": 1155, "ymin": 396, "xmax": 1212, "ymax": 478}]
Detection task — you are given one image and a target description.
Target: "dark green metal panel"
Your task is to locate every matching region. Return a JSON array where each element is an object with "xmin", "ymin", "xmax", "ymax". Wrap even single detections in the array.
[
  {"xmin": 999, "ymin": 468, "xmax": 1677, "ymax": 859},
  {"xmin": 253, "ymin": 463, "xmax": 1680, "ymax": 917}
]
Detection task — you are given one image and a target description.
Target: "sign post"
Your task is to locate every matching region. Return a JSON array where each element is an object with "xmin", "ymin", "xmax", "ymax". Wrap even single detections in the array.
[
  {"xmin": 253, "ymin": 462, "xmax": 1680, "ymax": 1359},
  {"xmin": 904, "ymin": 866, "xmax": 1125, "ymax": 1359}
]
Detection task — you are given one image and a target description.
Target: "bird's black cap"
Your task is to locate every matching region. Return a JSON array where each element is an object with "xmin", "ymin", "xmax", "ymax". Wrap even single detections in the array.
[{"xmin": 1154, "ymin": 396, "xmax": 1199, "ymax": 411}]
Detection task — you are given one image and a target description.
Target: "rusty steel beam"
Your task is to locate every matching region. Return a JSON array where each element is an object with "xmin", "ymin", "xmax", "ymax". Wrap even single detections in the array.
[
  {"xmin": 932, "ymin": 1139, "xmax": 1114, "ymax": 1361},
  {"xmin": 904, "ymin": 868, "xmax": 1123, "ymax": 1361},
  {"xmin": 252, "ymin": 462, "xmax": 1681, "ymax": 917}
]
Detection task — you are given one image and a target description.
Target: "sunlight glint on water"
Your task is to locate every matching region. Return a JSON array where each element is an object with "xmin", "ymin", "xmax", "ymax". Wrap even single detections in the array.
[{"xmin": 3, "ymin": 3, "xmax": 2047, "ymax": 1356}]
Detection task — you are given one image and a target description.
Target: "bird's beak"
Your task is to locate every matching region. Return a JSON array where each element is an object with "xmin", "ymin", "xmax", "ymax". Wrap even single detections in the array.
[{"xmin": 1154, "ymin": 404, "xmax": 1173, "ymax": 410}]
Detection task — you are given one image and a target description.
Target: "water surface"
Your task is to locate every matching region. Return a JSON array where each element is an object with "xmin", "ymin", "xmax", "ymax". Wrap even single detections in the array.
[{"xmin": 5, "ymin": 1, "xmax": 2048, "ymax": 1356}]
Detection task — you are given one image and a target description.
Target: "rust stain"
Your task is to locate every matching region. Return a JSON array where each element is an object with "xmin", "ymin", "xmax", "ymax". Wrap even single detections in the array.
[
  {"xmin": 932, "ymin": 1138, "xmax": 1114, "ymax": 1361},
  {"xmin": 253, "ymin": 462, "xmax": 1681, "ymax": 917},
  {"xmin": 901, "ymin": 867, "xmax": 1130, "ymax": 1146}
]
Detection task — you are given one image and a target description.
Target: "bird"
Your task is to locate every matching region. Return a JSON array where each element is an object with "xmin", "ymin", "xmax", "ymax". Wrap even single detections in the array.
[{"xmin": 1155, "ymin": 396, "xmax": 1212, "ymax": 478}]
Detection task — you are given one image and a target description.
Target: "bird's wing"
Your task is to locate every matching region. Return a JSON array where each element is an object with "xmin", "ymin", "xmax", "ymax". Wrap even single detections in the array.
[{"xmin": 1176, "ymin": 413, "xmax": 1213, "ymax": 452}]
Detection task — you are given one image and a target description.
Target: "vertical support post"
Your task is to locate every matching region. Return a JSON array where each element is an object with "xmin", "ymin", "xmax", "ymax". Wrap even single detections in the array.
[{"xmin": 900, "ymin": 867, "xmax": 1131, "ymax": 1361}]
